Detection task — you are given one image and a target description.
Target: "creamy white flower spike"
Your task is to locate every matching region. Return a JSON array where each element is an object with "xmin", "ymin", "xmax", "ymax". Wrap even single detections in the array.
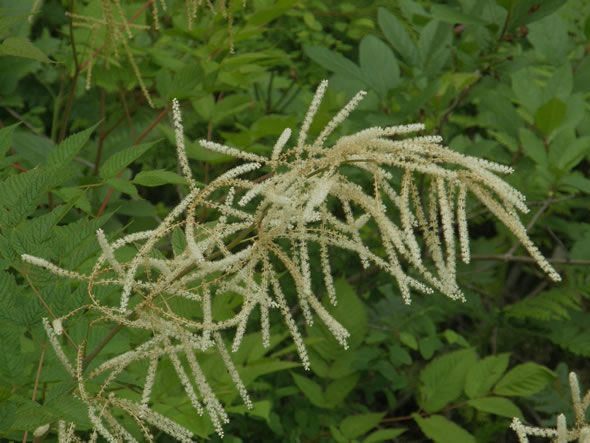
[{"xmin": 24, "ymin": 81, "xmax": 561, "ymax": 440}]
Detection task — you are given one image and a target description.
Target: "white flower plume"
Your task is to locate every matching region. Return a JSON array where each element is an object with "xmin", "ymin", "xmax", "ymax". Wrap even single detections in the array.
[{"xmin": 22, "ymin": 80, "xmax": 560, "ymax": 441}]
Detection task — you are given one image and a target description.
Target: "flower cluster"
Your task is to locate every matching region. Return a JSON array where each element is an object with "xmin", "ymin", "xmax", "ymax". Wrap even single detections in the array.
[
  {"xmin": 511, "ymin": 372, "xmax": 590, "ymax": 442},
  {"xmin": 22, "ymin": 81, "xmax": 560, "ymax": 441}
]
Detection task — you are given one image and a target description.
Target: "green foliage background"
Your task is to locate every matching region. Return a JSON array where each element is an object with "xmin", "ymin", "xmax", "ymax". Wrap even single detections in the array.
[{"xmin": 1, "ymin": 0, "xmax": 589, "ymax": 441}]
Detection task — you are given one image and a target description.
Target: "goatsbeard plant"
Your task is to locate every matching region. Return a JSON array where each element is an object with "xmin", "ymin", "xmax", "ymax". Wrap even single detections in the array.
[{"xmin": 22, "ymin": 81, "xmax": 561, "ymax": 441}]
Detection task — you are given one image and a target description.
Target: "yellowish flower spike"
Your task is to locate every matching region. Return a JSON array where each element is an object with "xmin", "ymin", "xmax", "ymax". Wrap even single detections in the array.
[{"xmin": 22, "ymin": 81, "xmax": 560, "ymax": 440}]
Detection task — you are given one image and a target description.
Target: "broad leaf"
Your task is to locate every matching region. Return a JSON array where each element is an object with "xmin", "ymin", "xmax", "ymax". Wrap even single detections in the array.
[
  {"xmin": 339, "ymin": 412, "xmax": 385, "ymax": 439},
  {"xmin": 359, "ymin": 35, "xmax": 400, "ymax": 98},
  {"xmin": 45, "ymin": 124, "xmax": 98, "ymax": 170},
  {"xmin": 304, "ymin": 45, "xmax": 366, "ymax": 85},
  {"xmin": 377, "ymin": 7, "xmax": 420, "ymax": 67},
  {"xmin": 419, "ymin": 348, "xmax": 477, "ymax": 412},
  {"xmin": 493, "ymin": 362, "xmax": 555, "ymax": 396},
  {"xmin": 0, "ymin": 37, "xmax": 52, "ymax": 63},
  {"xmin": 535, "ymin": 98, "xmax": 566, "ymax": 137},
  {"xmin": 132, "ymin": 169, "xmax": 190, "ymax": 187},
  {"xmin": 413, "ymin": 413, "xmax": 477, "ymax": 443},
  {"xmin": 467, "ymin": 397, "xmax": 523, "ymax": 419},
  {"xmin": 465, "ymin": 353, "xmax": 510, "ymax": 399}
]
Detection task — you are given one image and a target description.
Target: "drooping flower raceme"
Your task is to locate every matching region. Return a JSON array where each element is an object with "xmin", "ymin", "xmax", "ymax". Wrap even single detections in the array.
[{"xmin": 22, "ymin": 81, "xmax": 560, "ymax": 441}]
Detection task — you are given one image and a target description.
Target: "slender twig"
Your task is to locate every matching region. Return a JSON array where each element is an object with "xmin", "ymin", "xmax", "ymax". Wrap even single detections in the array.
[
  {"xmin": 4, "ymin": 107, "xmax": 42, "ymax": 136},
  {"xmin": 82, "ymin": 324, "xmax": 123, "ymax": 370}
]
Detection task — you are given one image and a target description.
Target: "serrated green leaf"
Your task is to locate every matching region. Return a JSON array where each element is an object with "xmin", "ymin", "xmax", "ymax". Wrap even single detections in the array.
[
  {"xmin": 132, "ymin": 169, "xmax": 190, "ymax": 187},
  {"xmin": 377, "ymin": 7, "xmax": 420, "ymax": 66},
  {"xmin": 45, "ymin": 396, "xmax": 91, "ymax": 427},
  {"xmin": 106, "ymin": 177, "xmax": 139, "ymax": 197},
  {"xmin": 413, "ymin": 414, "xmax": 477, "ymax": 443},
  {"xmin": 100, "ymin": 140, "xmax": 159, "ymax": 179},
  {"xmin": 304, "ymin": 45, "xmax": 366, "ymax": 85},
  {"xmin": 0, "ymin": 169, "xmax": 50, "ymax": 226},
  {"xmin": 45, "ymin": 123, "xmax": 98, "ymax": 170},
  {"xmin": 419, "ymin": 348, "xmax": 477, "ymax": 412},
  {"xmin": 340, "ymin": 412, "xmax": 385, "ymax": 439},
  {"xmin": 0, "ymin": 37, "xmax": 52, "ymax": 63},
  {"xmin": 467, "ymin": 396, "xmax": 523, "ymax": 419},
  {"xmin": 535, "ymin": 98, "xmax": 566, "ymax": 137},
  {"xmin": 465, "ymin": 353, "xmax": 510, "ymax": 399},
  {"xmin": 359, "ymin": 35, "xmax": 400, "ymax": 98},
  {"xmin": 493, "ymin": 362, "xmax": 555, "ymax": 396}
]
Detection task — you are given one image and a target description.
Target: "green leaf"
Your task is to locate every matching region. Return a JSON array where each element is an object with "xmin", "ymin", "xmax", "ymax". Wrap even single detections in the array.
[
  {"xmin": 419, "ymin": 348, "xmax": 477, "ymax": 412},
  {"xmin": 413, "ymin": 414, "xmax": 477, "ymax": 443},
  {"xmin": 340, "ymin": 412, "xmax": 385, "ymax": 439},
  {"xmin": 106, "ymin": 177, "xmax": 139, "ymax": 197},
  {"xmin": 465, "ymin": 353, "xmax": 510, "ymax": 399},
  {"xmin": 389, "ymin": 344, "xmax": 412, "ymax": 366},
  {"xmin": 0, "ymin": 37, "xmax": 52, "ymax": 63},
  {"xmin": 132, "ymin": 169, "xmax": 190, "ymax": 187},
  {"xmin": 359, "ymin": 35, "xmax": 400, "ymax": 97},
  {"xmin": 304, "ymin": 45, "xmax": 366, "ymax": 85},
  {"xmin": 430, "ymin": 5, "xmax": 487, "ymax": 25},
  {"xmin": 518, "ymin": 128, "xmax": 547, "ymax": 167},
  {"xmin": 535, "ymin": 98, "xmax": 566, "ymax": 137},
  {"xmin": 0, "ymin": 123, "xmax": 18, "ymax": 160},
  {"xmin": 417, "ymin": 19, "xmax": 452, "ymax": 73},
  {"xmin": 467, "ymin": 397, "xmax": 523, "ymax": 419},
  {"xmin": 240, "ymin": 360, "xmax": 300, "ymax": 384},
  {"xmin": 493, "ymin": 362, "xmax": 555, "ymax": 396},
  {"xmin": 45, "ymin": 123, "xmax": 98, "ymax": 170},
  {"xmin": 100, "ymin": 140, "xmax": 159, "ymax": 179},
  {"xmin": 377, "ymin": 8, "xmax": 420, "ymax": 67},
  {"xmin": 560, "ymin": 173, "xmax": 590, "ymax": 194},
  {"xmin": 325, "ymin": 373, "xmax": 359, "ymax": 406},
  {"xmin": 377, "ymin": 7, "xmax": 420, "ymax": 67},
  {"xmin": 399, "ymin": 332, "xmax": 418, "ymax": 350},
  {"xmin": 0, "ymin": 169, "xmax": 50, "ymax": 226},
  {"xmin": 363, "ymin": 428, "xmax": 407, "ymax": 443},
  {"xmin": 291, "ymin": 372, "xmax": 327, "ymax": 408},
  {"xmin": 511, "ymin": 68, "xmax": 543, "ymax": 113},
  {"xmin": 443, "ymin": 330, "xmax": 470, "ymax": 348},
  {"xmin": 45, "ymin": 396, "xmax": 91, "ymax": 427},
  {"xmin": 527, "ymin": 14, "xmax": 568, "ymax": 63},
  {"xmin": 543, "ymin": 62, "xmax": 573, "ymax": 103},
  {"xmin": 551, "ymin": 135, "xmax": 590, "ymax": 173}
]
